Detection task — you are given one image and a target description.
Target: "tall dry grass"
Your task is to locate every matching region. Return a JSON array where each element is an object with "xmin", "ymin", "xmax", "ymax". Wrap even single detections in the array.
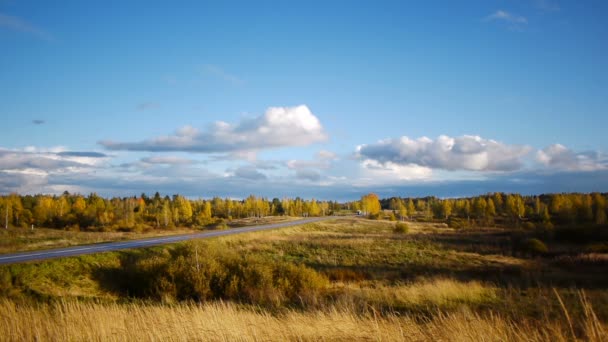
[{"xmin": 0, "ymin": 294, "xmax": 604, "ymax": 342}]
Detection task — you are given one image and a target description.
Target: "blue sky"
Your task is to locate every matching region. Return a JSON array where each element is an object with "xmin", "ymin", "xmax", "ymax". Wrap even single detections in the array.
[{"xmin": 1, "ymin": 0, "xmax": 607, "ymax": 200}]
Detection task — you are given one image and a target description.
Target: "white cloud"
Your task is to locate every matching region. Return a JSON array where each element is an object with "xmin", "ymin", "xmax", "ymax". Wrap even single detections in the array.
[
  {"xmin": 0, "ymin": 12, "xmax": 54, "ymax": 41},
  {"xmin": 485, "ymin": 10, "xmax": 528, "ymax": 24},
  {"xmin": 360, "ymin": 159, "xmax": 433, "ymax": 183},
  {"xmin": 0, "ymin": 147, "xmax": 109, "ymax": 193},
  {"xmin": 356, "ymin": 135, "xmax": 530, "ymax": 172},
  {"xmin": 536, "ymin": 144, "xmax": 607, "ymax": 171},
  {"xmin": 100, "ymin": 105, "xmax": 327, "ymax": 154}
]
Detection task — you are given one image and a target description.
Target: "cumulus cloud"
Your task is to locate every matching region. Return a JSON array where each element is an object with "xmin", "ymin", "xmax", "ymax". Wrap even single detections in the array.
[
  {"xmin": 360, "ymin": 159, "xmax": 433, "ymax": 183},
  {"xmin": 536, "ymin": 144, "xmax": 607, "ymax": 171},
  {"xmin": 0, "ymin": 12, "xmax": 54, "ymax": 41},
  {"xmin": 100, "ymin": 105, "xmax": 327, "ymax": 154},
  {"xmin": 357, "ymin": 135, "xmax": 530, "ymax": 172}
]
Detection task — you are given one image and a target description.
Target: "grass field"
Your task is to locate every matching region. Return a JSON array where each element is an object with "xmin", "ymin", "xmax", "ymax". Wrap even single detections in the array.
[{"xmin": 1, "ymin": 217, "xmax": 607, "ymax": 340}]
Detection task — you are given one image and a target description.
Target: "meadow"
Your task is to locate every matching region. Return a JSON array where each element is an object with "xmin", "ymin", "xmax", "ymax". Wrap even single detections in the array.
[{"xmin": 0, "ymin": 217, "xmax": 607, "ymax": 341}]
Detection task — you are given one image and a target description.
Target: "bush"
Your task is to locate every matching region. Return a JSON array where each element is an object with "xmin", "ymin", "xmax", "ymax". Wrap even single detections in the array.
[
  {"xmin": 447, "ymin": 217, "xmax": 467, "ymax": 229},
  {"xmin": 521, "ymin": 238, "xmax": 548, "ymax": 256},
  {"xmin": 206, "ymin": 219, "xmax": 228, "ymax": 230},
  {"xmin": 111, "ymin": 242, "xmax": 328, "ymax": 307},
  {"xmin": 393, "ymin": 222, "xmax": 409, "ymax": 234}
]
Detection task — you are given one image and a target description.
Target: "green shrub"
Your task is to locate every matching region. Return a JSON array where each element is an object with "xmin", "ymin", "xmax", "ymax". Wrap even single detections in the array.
[
  {"xmin": 521, "ymin": 238, "xmax": 548, "ymax": 255},
  {"xmin": 388, "ymin": 212, "xmax": 397, "ymax": 221},
  {"xmin": 393, "ymin": 222, "xmax": 409, "ymax": 234},
  {"xmin": 110, "ymin": 242, "xmax": 328, "ymax": 307}
]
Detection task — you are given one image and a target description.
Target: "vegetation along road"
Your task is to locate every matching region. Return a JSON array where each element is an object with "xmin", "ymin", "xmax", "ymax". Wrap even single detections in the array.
[{"xmin": 0, "ymin": 216, "xmax": 332, "ymax": 265}]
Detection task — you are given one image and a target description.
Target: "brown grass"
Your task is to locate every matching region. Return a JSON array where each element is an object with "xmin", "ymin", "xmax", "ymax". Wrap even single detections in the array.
[{"xmin": 0, "ymin": 296, "xmax": 604, "ymax": 341}]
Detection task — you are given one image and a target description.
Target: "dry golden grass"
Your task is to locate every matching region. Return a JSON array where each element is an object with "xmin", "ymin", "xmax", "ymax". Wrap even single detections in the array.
[
  {"xmin": 333, "ymin": 278, "xmax": 497, "ymax": 309},
  {"xmin": 0, "ymin": 296, "xmax": 605, "ymax": 342}
]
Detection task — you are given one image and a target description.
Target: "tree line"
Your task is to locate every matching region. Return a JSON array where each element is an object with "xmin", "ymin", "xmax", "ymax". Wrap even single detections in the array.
[
  {"xmin": 0, "ymin": 192, "xmax": 606, "ymax": 231},
  {"xmin": 375, "ymin": 192, "xmax": 608, "ymax": 228},
  {"xmin": 0, "ymin": 192, "xmax": 342, "ymax": 231}
]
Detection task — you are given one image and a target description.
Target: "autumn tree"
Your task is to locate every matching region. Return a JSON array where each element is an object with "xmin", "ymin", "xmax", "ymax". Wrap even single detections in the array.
[{"xmin": 360, "ymin": 193, "xmax": 381, "ymax": 216}]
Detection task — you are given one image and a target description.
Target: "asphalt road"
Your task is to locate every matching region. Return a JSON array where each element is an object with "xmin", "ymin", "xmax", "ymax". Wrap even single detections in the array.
[{"xmin": 0, "ymin": 217, "xmax": 332, "ymax": 265}]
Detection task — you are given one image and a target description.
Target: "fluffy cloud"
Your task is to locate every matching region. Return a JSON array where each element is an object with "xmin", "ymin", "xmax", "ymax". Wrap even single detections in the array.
[
  {"xmin": 100, "ymin": 105, "xmax": 327, "ymax": 154},
  {"xmin": 360, "ymin": 159, "xmax": 432, "ymax": 183},
  {"xmin": 356, "ymin": 135, "xmax": 530, "ymax": 172},
  {"xmin": 536, "ymin": 144, "xmax": 607, "ymax": 171}
]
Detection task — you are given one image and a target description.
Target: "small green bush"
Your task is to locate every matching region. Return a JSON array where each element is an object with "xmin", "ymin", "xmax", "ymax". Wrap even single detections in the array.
[
  {"xmin": 393, "ymin": 222, "xmax": 409, "ymax": 234},
  {"xmin": 521, "ymin": 238, "xmax": 548, "ymax": 255}
]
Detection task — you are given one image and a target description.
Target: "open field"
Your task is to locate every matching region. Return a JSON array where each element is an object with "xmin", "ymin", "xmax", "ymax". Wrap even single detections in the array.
[{"xmin": 1, "ymin": 218, "xmax": 607, "ymax": 340}]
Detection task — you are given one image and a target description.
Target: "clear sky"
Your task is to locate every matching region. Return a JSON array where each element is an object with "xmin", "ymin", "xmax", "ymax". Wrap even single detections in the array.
[{"xmin": 1, "ymin": 0, "xmax": 607, "ymax": 200}]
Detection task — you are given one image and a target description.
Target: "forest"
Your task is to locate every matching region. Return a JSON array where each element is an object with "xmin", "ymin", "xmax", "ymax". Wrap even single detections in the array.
[{"xmin": 0, "ymin": 191, "xmax": 606, "ymax": 232}]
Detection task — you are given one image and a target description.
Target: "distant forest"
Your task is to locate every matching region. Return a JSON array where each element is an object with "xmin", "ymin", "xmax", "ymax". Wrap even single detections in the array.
[{"xmin": 0, "ymin": 192, "xmax": 606, "ymax": 232}]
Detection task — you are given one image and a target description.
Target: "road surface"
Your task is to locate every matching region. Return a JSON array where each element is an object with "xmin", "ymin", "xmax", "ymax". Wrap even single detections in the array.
[{"xmin": 0, "ymin": 217, "xmax": 332, "ymax": 265}]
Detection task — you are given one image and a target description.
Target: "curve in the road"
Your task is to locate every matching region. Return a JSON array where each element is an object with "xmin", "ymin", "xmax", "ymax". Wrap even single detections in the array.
[{"xmin": 0, "ymin": 217, "xmax": 332, "ymax": 265}]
